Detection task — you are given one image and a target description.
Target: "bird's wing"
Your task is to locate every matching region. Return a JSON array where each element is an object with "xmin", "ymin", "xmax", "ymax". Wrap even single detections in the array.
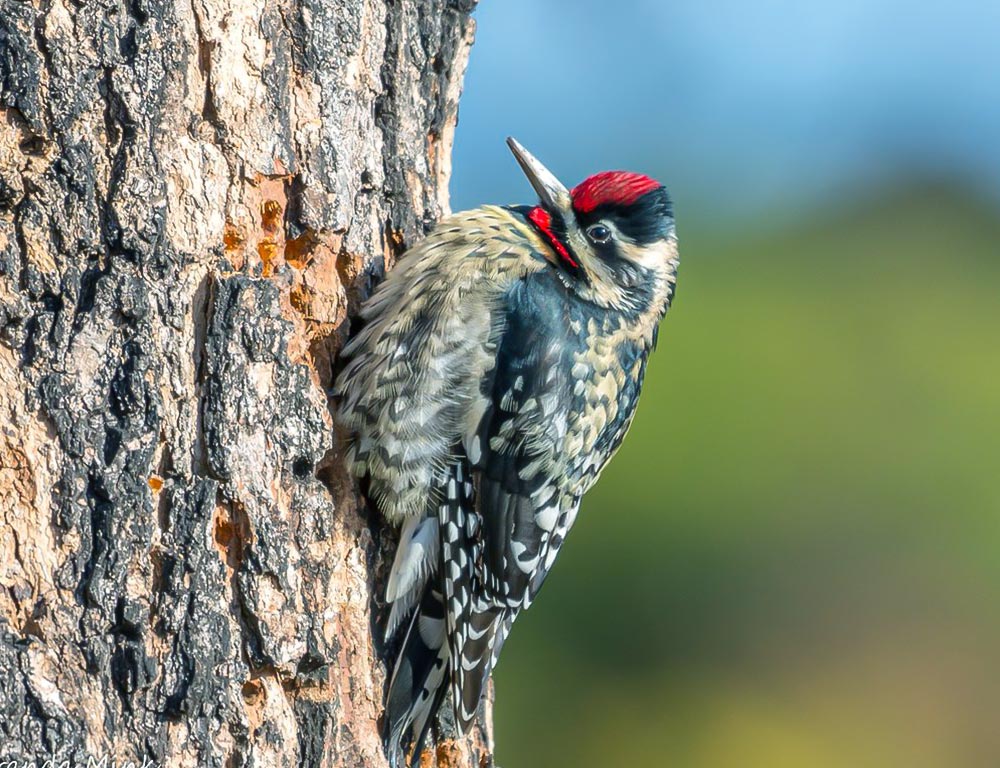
[
  {"xmin": 439, "ymin": 274, "xmax": 584, "ymax": 732},
  {"xmin": 468, "ymin": 275, "xmax": 582, "ymax": 609},
  {"xmin": 335, "ymin": 208, "xmax": 545, "ymax": 524}
]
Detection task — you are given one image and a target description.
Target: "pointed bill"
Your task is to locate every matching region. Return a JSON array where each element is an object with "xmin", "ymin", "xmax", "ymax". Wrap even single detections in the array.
[{"xmin": 506, "ymin": 137, "xmax": 572, "ymax": 212}]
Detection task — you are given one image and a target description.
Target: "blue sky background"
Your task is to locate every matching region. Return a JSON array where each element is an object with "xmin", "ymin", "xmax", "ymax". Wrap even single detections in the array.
[{"xmin": 450, "ymin": 0, "xmax": 1000, "ymax": 221}]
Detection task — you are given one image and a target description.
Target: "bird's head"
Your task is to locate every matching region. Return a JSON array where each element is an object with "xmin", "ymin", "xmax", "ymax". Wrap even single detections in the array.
[{"xmin": 507, "ymin": 137, "xmax": 677, "ymax": 312}]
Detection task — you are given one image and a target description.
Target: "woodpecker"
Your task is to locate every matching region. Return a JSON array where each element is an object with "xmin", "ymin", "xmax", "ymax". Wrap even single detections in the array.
[{"xmin": 334, "ymin": 138, "xmax": 678, "ymax": 766}]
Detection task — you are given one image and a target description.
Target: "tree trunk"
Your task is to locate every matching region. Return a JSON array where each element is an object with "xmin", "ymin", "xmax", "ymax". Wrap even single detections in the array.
[{"xmin": 0, "ymin": 0, "xmax": 486, "ymax": 765}]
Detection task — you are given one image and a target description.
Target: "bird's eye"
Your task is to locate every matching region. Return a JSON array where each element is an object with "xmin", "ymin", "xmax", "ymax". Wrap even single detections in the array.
[{"xmin": 587, "ymin": 224, "xmax": 612, "ymax": 244}]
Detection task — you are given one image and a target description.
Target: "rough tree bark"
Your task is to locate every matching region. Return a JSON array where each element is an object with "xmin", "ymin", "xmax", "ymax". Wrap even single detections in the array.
[{"xmin": 0, "ymin": 0, "xmax": 487, "ymax": 765}]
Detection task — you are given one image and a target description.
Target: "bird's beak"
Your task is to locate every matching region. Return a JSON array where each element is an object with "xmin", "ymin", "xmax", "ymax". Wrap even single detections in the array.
[{"xmin": 506, "ymin": 137, "xmax": 572, "ymax": 212}]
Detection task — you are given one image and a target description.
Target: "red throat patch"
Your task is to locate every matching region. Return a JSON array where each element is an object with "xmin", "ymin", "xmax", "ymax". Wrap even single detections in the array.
[
  {"xmin": 527, "ymin": 206, "xmax": 579, "ymax": 268},
  {"xmin": 571, "ymin": 171, "xmax": 661, "ymax": 214}
]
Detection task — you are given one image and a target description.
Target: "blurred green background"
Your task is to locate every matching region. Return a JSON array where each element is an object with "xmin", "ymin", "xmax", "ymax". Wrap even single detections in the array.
[{"xmin": 450, "ymin": 2, "xmax": 1000, "ymax": 767}]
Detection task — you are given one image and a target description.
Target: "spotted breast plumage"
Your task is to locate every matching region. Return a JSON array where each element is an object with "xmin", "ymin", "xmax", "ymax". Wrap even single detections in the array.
[{"xmin": 334, "ymin": 138, "xmax": 678, "ymax": 766}]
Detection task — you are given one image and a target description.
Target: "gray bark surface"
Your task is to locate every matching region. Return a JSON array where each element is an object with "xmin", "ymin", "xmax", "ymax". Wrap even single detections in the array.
[{"xmin": 0, "ymin": 0, "xmax": 488, "ymax": 764}]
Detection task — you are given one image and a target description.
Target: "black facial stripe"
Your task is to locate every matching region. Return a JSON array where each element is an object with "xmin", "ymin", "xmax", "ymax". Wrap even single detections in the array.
[{"xmin": 575, "ymin": 187, "xmax": 674, "ymax": 246}]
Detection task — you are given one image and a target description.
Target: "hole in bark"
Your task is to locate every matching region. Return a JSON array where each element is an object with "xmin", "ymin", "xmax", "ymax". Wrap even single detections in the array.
[
  {"xmin": 241, "ymin": 680, "xmax": 263, "ymax": 705},
  {"xmin": 224, "ymin": 223, "xmax": 245, "ymax": 252},
  {"xmin": 214, "ymin": 499, "xmax": 250, "ymax": 571},
  {"xmin": 261, "ymin": 199, "xmax": 282, "ymax": 233},
  {"xmin": 292, "ymin": 457, "xmax": 313, "ymax": 479}
]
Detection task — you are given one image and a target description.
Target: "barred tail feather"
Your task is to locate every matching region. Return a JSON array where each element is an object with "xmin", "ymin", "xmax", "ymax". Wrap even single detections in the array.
[
  {"xmin": 438, "ymin": 458, "xmax": 510, "ymax": 732},
  {"xmin": 386, "ymin": 456, "xmax": 514, "ymax": 761},
  {"xmin": 385, "ymin": 585, "xmax": 450, "ymax": 768},
  {"xmin": 452, "ymin": 602, "xmax": 507, "ymax": 731}
]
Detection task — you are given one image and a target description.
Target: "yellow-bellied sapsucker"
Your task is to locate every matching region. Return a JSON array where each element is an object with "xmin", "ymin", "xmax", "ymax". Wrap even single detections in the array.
[{"xmin": 334, "ymin": 138, "xmax": 678, "ymax": 766}]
